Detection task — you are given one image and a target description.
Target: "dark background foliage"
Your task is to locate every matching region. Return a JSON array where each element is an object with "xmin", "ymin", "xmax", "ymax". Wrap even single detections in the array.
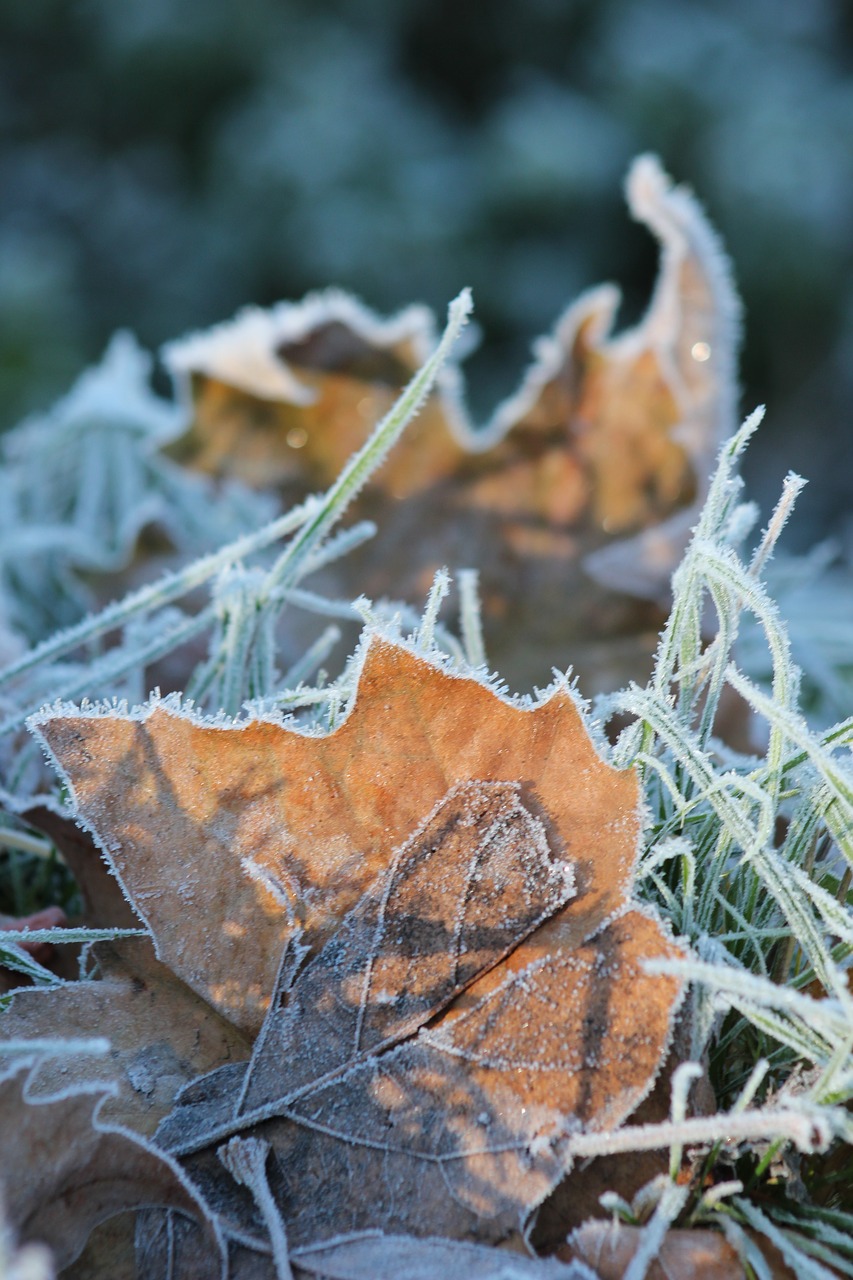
[{"xmin": 2, "ymin": 0, "xmax": 852, "ymax": 543}]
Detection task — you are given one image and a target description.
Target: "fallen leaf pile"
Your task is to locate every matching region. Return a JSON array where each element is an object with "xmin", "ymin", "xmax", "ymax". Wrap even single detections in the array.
[{"xmin": 3, "ymin": 636, "xmax": 685, "ymax": 1275}]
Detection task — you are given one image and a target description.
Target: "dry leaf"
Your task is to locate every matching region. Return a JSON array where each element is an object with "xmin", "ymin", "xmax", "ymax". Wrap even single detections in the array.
[
  {"xmin": 19, "ymin": 804, "xmax": 139, "ymax": 931},
  {"xmin": 288, "ymin": 1232, "xmax": 597, "ymax": 1278},
  {"xmin": 531, "ymin": 1018, "xmax": 717, "ymax": 1250},
  {"xmin": 35, "ymin": 637, "xmax": 658, "ymax": 1036},
  {"xmin": 0, "ymin": 938, "xmax": 249, "ymax": 1137},
  {"xmin": 166, "ymin": 155, "xmax": 738, "ymax": 691},
  {"xmin": 0, "ymin": 1061, "xmax": 224, "ymax": 1275},
  {"xmin": 562, "ymin": 1219, "xmax": 798, "ymax": 1280},
  {"xmin": 157, "ymin": 906, "xmax": 683, "ymax": 1254},
  {"xmin": 61, "ymin": 1213, "xmax": 137, "ymax": 1280},
  {"xmin": 31, "ymin": 634, "xmax": 685, "ymax": 1265}
]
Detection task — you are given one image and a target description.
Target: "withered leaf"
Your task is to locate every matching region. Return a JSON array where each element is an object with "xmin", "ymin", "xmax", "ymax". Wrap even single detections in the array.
[
  {"xmin": 0, "ymin": 1061, "xmax": 225, "ymax": 1275},
  {"xmin": 0, "ymin": 937, "xmax": 249, "ymax": 1137},
  {"xmin": 165, "ymin": 155, "xmax": 739, "ymax": 692},
  {"xmin": 33, "ymin": 637, "xmax": 645, "ymax": 1037},
  {"xmin": 288, "ymin": 1232, "xmax": 597, "ymax": 1279},
  {"xmin": 562, "ymin": 1220, "xmax": 798, "ymax": 1280},
  {"xmin": 159, "ymin": 907, "xmax": 682, "ymax": 1252},
  {"xmin": 33, "ymin": 636, "xmax": 684, "ymax": 1265},
  {"xmin": 20, "ymin": 803, "xmax": 139, "ymax": 931}
]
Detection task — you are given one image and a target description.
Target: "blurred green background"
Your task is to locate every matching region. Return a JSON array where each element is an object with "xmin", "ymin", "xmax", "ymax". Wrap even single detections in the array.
[{"xmin": 2, "ymin": 0, "xmax": 852, "ymax": 544}]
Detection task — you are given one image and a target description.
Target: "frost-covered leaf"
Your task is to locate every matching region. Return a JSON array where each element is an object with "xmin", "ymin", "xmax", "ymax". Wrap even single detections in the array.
[
  {"xmin": 30, "ymin": 633, "xmax": 684, "ymax": 1264},
  {"xmin": 156, "ymin": 906, "xmax": 682, "ymax": 1254},
  {"xmin": 289, "ymin": 1232, "xmax": 598, "ymax": 1279},
  {"xmin": 0, "ymin": 938, "xmax": 249, "ymax": 1137},
  {"xmin": 166, "ymin": 155, "xmax": 738, "ymax": 691},
  {"xmin": 0, "ymin": 1195, "xmax": 55, "ymax": 1280},
  {"xmin": 34, "ymin": 635, "xmax": 653, "ymax": 1036},
  {"xmin": 165, "ymin": 292, "xmax": 462, "ymax": 494},
  {"xmin": 0, "ymin": 1061, "xmax": 225, "ymax": 1275}
]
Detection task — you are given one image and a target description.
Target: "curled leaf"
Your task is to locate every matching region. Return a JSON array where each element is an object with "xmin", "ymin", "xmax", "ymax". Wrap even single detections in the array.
[
  {"xmin": 0, "ymin": 1062, "xmax": 225, "ymax": 1275},
  {"xmin": 561, "ymin": 1219, "xmax": 796, "ymax": 1280},
  {"xmin": 165, "ymin": 155, "xmax": 739, "ymax": 691}
]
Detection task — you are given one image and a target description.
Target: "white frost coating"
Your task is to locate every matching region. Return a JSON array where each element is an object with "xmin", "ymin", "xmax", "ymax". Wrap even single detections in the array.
[
  {"xmin": 28, "ymin": 623, "xmax": 592, "ymax": 739},
  {"xmin": 0, "ymin": 1038, "xmax": 110, "ymax": 1059},
  {"xmin": 567, "ymin": 1106, "xmax": 836, "ymax": 1161},
  {"xmin": 165, "ymin": 307, "xmax": 317, "ymax": 405},
  {"xmin": 621, "ymin": 1181, "xmax": 690, "ymax": 1280},
  {"xmin": 645, "ymin": 956, "xmax": 852, "ymax": 1044}
]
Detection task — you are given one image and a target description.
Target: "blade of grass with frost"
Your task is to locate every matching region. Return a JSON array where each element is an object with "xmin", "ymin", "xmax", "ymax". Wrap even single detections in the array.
[
  {"xmin": 278, "ymin": 625, "xmax": 340, "ymax": 694},
  {"xmin": 0, "ymin": 1037, "xmax": 110, "ymax": 1057},
  {"xmin": 6, "ymin": 605, "xmax": 215, "ymax": 736},
  {"xmin": 775, "ymin": 1205, "xmax": 853, "ymax": 1255},
  {"xmin": 647, "ymin": 957, "xmax": 852, "ymax": 1062},
  {"xmin": 700, "ymin": 545, "xmax": 797, "ymax": 789},
  {"xmin": 621, "ymin": 683, "xmax": 773, "ymax": 854},
  {"xmin": 649, "ymin": 412, "xmax": 762, "ymax": 708},
  {"xmin": 186, "ymin": 291, "xmax": 471, "ymax": 715},
  {"xmin": 734, "ymin": 1199, "xmax": 842, "ymax": 1280},
  {"xmin": 457, "ymin": 568, "xmax": 486, "ymax": 668},
  {"xmin": 0, "ymin": 496, "xmax": 320, "ymax": 692},
  {"xmin": 0, "ymin": 927, "xmax": 144, "ymax": 946},
  {"xmin": 565, "ymin": 1108, "xmax": 835, "ymax": 1161},
  {"xmin": 207, "ymin": 570, "xmax": 265, "ymax": 717},
  {"xmin": 728, "ymin": 666, "xmax": 853, "ymax": 813},
  {"xmin": 259, "ymin": 289, "xmax": 471, "ymax": 603},
  {"xmin": 413, "ymin": 568, "xmax": 451, "ymax": 653},
  {"xmin": 745, "ymin": 847, "xmax": 837, "ymax": 992},
  {"xmin": 0, "ymin": 828, "xmax": 53, "ymax": 858},
  {"xmin": 275, "ymin": 586, "xmax": 361, "ymax": 621},
  {"xmin": 622, "ymin": 1183, "xmax": 690, "ymax": 1280},
  {"xmin": 0, "ymin": 942, "xmax": 61, "ymax": 986},
  {"xmin": 300, "ymin": 520, "xmax": 377, "ymax": 577}
]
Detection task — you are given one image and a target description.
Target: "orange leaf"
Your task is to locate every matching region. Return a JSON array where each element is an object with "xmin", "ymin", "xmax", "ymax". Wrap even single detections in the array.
[
  {"xmin": 35, "ymin": 635, "xmax": 685, "ymax": 1255},
  {"xmin": 36, "ymin": 637, "xmax": 644, "ymax": 1036},
  {"xmin": 165, "ymin": 156, "xmax": 738, "ymax": 692}
]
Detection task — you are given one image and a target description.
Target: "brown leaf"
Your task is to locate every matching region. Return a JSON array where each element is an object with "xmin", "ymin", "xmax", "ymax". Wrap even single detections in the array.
[
  {"xmin": 0, "ymin": 938, "xmax": 249, "ymax": 1137},
  {"xmin": 165, "ymin": 293, "xmax": 460, "ymax": 495},
  {"xmin": 531, "ymin": 1015, "xmax": 717, "ymax": 1250},
  {"xmin": 155, "ymin": 907, "xmax": 681, "ymax": 1252},
  {"xmin": 561, "ymin": 1219, "xmax": 799, "ymax": 1280},
  {"xmin": 61, "ymin": 1212, "xmax": 136, "ymax": 1280},
  {"xmin": 22, "ymin": 803, "xmax": 139, "ymax": 931},
  {"xmin": 165, "ymin": 156, "xmax": 738, "ymax": 692},
  {"xmin": 34, "ymin": 635, "xmax": 684, "ymax": 1262},
  {"xmin": 0, "ymin": 1061, "xmax": 224, "ymax": 1274},
  {"xmin": 289, "ymin": 1232, "xmax": 596, "ymax": 1278},
  {"xmin": 34, "ymin": 637, "xmax": 646, "ymax": 1037}
]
